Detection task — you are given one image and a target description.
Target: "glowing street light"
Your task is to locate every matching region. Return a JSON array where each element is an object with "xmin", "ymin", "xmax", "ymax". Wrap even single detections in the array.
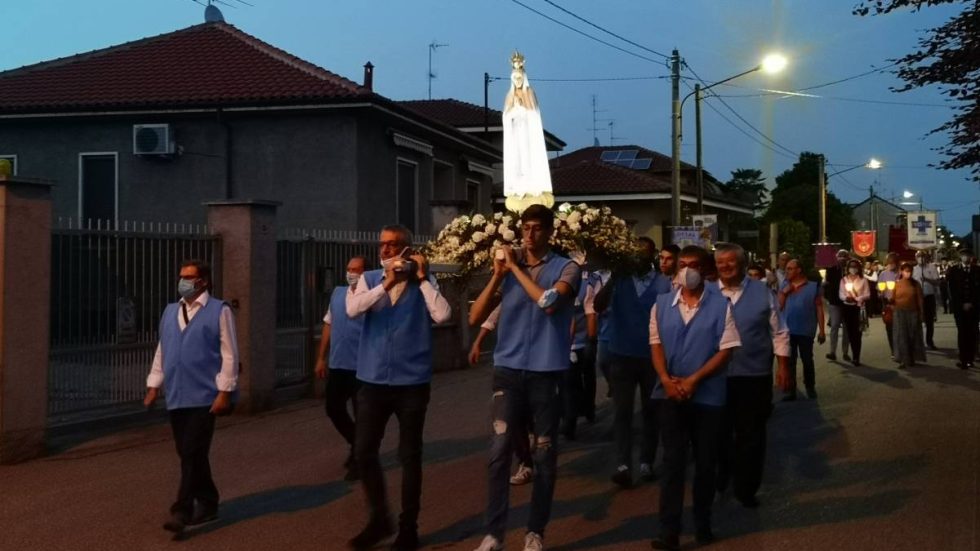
[
  {"xmin": 819, "ymin": 157, "xmax": 883, "ymax": 242},
  {"xmin": 761, "ymin": 53, "xmax": 788, "ymax": 74}
]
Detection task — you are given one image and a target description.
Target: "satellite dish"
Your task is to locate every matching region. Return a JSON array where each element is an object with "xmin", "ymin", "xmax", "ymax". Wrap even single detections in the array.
[{"xmin": 205, "ymin": 4, "xmax": 225, "ymax": 23}]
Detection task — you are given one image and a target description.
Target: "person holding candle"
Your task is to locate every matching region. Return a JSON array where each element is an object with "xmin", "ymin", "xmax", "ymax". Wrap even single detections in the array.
[
  {"xmin": 892, "ymin": 262, "xmax": 926, "ymax": 369},
  {"xmin": 878, "ymin": 253, "xmax": 900, "ymax": 357},
  {"xmin": 840, "ymin": 259, "xmax": 871, "ymax": 366}
]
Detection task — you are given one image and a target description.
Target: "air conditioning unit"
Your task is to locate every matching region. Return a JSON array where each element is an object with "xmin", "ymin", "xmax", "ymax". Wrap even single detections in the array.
[{"xmin": 133, "ymin": 124, "xmax": 174, "ymax": 155}]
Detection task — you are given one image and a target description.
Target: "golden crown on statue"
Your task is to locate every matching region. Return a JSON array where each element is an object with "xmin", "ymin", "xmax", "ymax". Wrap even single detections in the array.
[{"xmin": 510, "ymin": 51, "xmax": 525, "ymax": 70}]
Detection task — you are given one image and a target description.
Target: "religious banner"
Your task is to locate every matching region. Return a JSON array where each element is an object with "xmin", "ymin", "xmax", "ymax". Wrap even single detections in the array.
[
  {"xmin": 851, "ymin": 230, "xmax": 876, "ymax": 257},
  {"xmin": 906, "ymin": 211, "xmax": 938, "ymax": 250},
  {"xmin": 691, "ymin": 214, "xmax": 718, "ymax": 247},
  {"xmin": 671, "ymin": 227, "xmax": 702, "ymax": 248},
  {"xmin": 814, "ymin": 243, "xmax": 840, "ymax": 268}
]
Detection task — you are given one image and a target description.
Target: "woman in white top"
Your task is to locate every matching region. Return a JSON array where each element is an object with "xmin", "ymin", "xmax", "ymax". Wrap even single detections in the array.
[{"xmin": 839, "ymin": 258, "xmax": 871, "ymax": 366}]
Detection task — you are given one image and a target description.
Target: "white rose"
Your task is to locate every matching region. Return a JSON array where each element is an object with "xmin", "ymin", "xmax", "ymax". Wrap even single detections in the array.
[
  {"xmin": 558, "ymin": 203, "xmax": 572, "ymax": 213},
  {"xmin": 501, "ymin": 215, "xmax": 513, "ymax": 227},
  {"xmin": 558, "ymin": 212, "xmax": 568, "ymax": 221},
  {"xmin": 448, "ymin": 236, "xmax": 460, "ymax": 247},
  {"xmin": 578, "ymin": 203, "xmax": 588, "ymax": 210},
  {"xmin": 485, "ymin": 223, "xmax": 497, "ymax": 235},
  {"xmin": 602, "ymin": 207, "xmax": 612, "ymax": 215},
  {"xmin": 567, "ymin": 211, "xmax": 582, "ymax": 225},
  {"xmin": 472, "ymin": 214, "xmax": 486, "ymax": 226},
  {"xmin": 502, "ymin": 229, "xmax": 516, "ymax": 241},
  {"xmin": 568, "ymin": 221, "xmax": 581, "ymax": 231},
  {"xmin": 583, "ymin": 214, "xmax": 594, "ymax": 224},
  {"xmin": 472, "ymin": 231, "xmax": 486, "ymax": 243}
]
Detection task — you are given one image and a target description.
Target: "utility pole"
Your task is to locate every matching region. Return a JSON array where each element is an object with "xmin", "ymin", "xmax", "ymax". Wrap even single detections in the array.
[
  {"xmin": 670, "ymin": 49, "xmax": 682, "ymax": 231},
  {"xmin": 483, "ymin": 72, "xmax": 490, "ymax": 135},
  {"xmin": 587, "ymin": 95, "xmax": 610, "ymax": 147},
  {"xmin": 818, "ymin": 154, "xmax": 827, "ymax": 243},
  {"xmin": 428, "ymin": 41, "xmax": 448, "ymax": 100},
  {"xmin": 695, "ymin": 83, "xmax": 704, "ymax": 214}
]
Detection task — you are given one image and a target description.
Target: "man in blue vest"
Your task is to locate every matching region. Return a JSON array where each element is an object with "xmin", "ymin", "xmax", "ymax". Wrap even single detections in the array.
[
  {"xmin": 713, "ymin": 243, "xmax": 790, "ymax": 509},
  {"xmin": 593, "ymin": 236, "xmax": 671, "ymax": 488},
  {"xmin": 345, "ymin": 225, "xmax": 452, "ymax": 551},
  {"xmin": 144, "ymin": 259, "xmax": 239, "ymax": 534},
  {"xmin": 314, "ymin": 255, "xmax": 367, "ymax": 481},
  {"xmin": 649, "ymin": 245, "xmax": 740, "ymax": 550},
  {"xmin": 469, "ymin": 204, "xmax": 581, "ymax": 551}
]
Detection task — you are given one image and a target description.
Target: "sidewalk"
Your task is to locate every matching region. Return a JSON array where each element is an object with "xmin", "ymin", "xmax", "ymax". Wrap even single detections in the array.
[{"xmin": 1, "ymin": 313, "xmax": 978, "ymax": 550}]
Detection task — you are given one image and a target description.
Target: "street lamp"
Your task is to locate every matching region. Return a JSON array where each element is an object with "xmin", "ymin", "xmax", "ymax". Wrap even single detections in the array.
[
  {"xmin": 818, "ymin": 157, "xmax": 883, "ymax": 242},
  {"xmin": 900, "ymin": 190, "xmax": 923, "ymax": 210},
  {"xmin": 671, "ymin": 53, "xmax": 788, "ymax": 229}
]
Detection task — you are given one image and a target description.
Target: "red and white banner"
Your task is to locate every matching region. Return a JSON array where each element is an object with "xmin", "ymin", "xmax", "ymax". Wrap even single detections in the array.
[{"xmin": 852, "ymin": 230, "xmax": 876, "ymax": 257}]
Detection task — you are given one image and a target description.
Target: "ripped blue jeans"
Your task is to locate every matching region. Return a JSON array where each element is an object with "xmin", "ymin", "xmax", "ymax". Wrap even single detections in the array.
[{"xmin": 485, "ymin": 366, "xmax": 562, "ymax": 539}]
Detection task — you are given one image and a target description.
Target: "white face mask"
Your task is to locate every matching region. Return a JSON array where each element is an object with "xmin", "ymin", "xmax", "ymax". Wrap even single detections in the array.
[
  {"xmin": 848, "ymin": 267, "xmax": 860, "ymax": 275},
  {"xmin": 345, "ymin": 272, "xmax": 360, "ymax": 286},
  {"xmin": 675, "ymin": 267, "xmax": 702, "ymax": 290},
  {"xmin": 381, "ymin": 247, "xmax": 409, "ymax": 270}
]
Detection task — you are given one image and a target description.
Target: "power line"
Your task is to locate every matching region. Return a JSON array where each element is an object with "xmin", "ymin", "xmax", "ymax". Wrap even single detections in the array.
[
  {"xmin": 684, "ymin": 63, "xmax": 799, "ymax": 158},
  {"xmin": 799, "ymin": 61, "xmax": 900, "ymax": 92},
  {"xmin": 540, "ymin": 0, "xmax": 670, "ymax": 60},
  {"xmin": 715, "ymin": 87, "xmax": 952, "ymax": 108},
  {"xmin": 507, "ymin": 0, "xmax": 666, "ymax": 65},
  {"xmin": 489, "ymin": 75, "xmax": 671, "ymax": 83},
  {"xmin": 683, "ymin": 81, "xmax": 797, "ymax": 160}
]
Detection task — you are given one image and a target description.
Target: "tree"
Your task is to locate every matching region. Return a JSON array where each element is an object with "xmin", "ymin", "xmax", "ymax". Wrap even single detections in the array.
[
  {"xmin": 854, "ymin": 0, "xmax": 980, "ymax": 181},
  {"xmin": 723, "ymin": 168, "xmax": 769, "ymax": 211},
  {"xmin": 762, "ymin": 152, "xmax": 856, "ymax": 247}
]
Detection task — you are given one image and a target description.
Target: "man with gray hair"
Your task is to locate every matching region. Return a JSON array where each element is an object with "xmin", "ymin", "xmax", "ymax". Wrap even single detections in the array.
[{"xmin": 713, "ymin": 243, "xmax": 790, "ymax": 508}]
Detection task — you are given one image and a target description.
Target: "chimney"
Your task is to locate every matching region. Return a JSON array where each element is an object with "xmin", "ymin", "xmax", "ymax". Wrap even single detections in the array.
[{"xmin": 363, "ymin": 62, "xmax": 374, "ymax": 91}]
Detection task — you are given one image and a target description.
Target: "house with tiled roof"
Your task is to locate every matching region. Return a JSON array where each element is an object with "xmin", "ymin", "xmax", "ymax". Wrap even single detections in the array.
[
  {"xmin": 543, "ymin": 145, "xmax": 754, "ymax": 244},
  {"xmin": 0, "ymin": 21, "xmax": 500, "ymax": 233}
]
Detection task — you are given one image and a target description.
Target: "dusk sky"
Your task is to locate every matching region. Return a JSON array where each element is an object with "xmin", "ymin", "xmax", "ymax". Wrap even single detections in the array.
[{"xmin": 6, "ymin": 0, "xmax": 977, "ymax": 235}]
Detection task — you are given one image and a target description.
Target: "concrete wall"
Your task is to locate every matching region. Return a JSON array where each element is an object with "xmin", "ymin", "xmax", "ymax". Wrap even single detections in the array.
[{"xmin": 0, "ymin": 107, "xmax": 496, "ymax": 234}]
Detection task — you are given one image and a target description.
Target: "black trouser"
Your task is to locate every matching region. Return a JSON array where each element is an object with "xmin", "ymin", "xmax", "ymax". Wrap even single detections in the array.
[
  {"xmin": 325, "ymin": 368, "xmax": 358, "ymax": 449},
  {"xmin": 788, "ymin": 335, "xmax": 816, "ymax": 391},
  {"xmin": 954, "ymin": 309, "xmax": 979, "ymax": 365},
  {"xmin": 717, "ymin": 376, "xmax": 773, "ymax": 502},
  {"xmin": 169, "ymin": 406, "xmax": 219, "ymax": 518},
  {"xmin": 354, "ymin": 382, "xmax": 430, "ymax": 533},
  {"xmin": 658, "ymin": 400, "xmax": 724, "ymax": 537},
  {"xmin": 923, "ymin": 295, "xmax": 937, "ymax": 346},
  {"xmin": 582, "ymin": 341, "xmax": 598, "ymax": 420},
  {"xmin": 609, "ymin": 353, "xmax": 658, "ymax": 468},
  {"xmin": 842, "ymin": 304, "xmax": 863, "ymax": 363},
  {"xmin": 561, "ymin": 349, "xmax": 586, "ymax": 435}
]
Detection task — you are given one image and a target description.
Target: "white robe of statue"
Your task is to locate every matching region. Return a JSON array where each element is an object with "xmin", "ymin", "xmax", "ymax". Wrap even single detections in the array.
[{"xmin": 503, "ymin": 53, "xmax": 554, "ymax": 213}]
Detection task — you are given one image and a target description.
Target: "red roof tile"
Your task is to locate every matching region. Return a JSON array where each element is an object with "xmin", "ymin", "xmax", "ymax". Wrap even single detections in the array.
[
  {"xmin": 0, "ymin": 23, "xmax": 371, "ymax": 114},
  {"xmin": 551, "ymin": 145, "xmax": 697, "ymax": 174},
  {"xmin": 551, "ymin": 160, "xmax": 673, "ymax": 195}
]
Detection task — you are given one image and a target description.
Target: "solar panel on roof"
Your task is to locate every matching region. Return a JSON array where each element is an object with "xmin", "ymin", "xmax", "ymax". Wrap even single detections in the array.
[
  {"xmin": 600, "ymin": 151, "xmax": 619, "ymax": 161},
  {"xmin": 618, "ymin": 150, "xmax": 639, "ymax": 161},
  {"xmin": 631, "ymin": 159, "xmax": 652, "ymax": 170}
]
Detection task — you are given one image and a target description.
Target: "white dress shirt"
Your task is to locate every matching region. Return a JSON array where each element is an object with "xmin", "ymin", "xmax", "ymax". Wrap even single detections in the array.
[
  {"xmin": 146, "ymin": 291, "xmax": 239, "ymax": 392},
  {"xmin": 481, "ymin": 304, "xmax": 502, "ymax": 331},
  {"xmin": 717, "ymin": 279, "xmax": 790, "ymax": 357},
  {"xmin": 913, "ymin": 263, "xmax": 939, "ymax": 296},
  {"xmin": 648, "ymin": 288, "xmax": 741, "ymax": 350},
  {"xmin": 346, "ymin": 273, "xmax": 452, "ymax": 324}
]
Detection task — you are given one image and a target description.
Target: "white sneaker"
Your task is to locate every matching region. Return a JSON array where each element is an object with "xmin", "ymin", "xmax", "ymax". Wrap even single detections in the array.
[
  {"xmin": 523, "ymin": 531, "xmax": 544, "ymax": 551},
  {"xmin": 510, "ymin": 464, "xmax": 533, "ymax": 486},
  {"xmin": 474, "ymin": 534, "xmax": 504, "ymax": 551}
]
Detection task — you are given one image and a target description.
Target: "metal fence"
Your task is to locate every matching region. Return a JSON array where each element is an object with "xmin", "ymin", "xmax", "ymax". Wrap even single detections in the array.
[
  {"xmin": 49, "ymin": 218, "xmax": 221, "ymax": 422},
  {"xmin": 274, "ymin": 228, "xmax": 432, "ymax": 387}
]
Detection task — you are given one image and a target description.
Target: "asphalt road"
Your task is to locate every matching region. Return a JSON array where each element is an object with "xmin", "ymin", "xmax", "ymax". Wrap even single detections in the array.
[{"xmin": 1, "ymin": 314, "xmax": 977, "ymax": 551}]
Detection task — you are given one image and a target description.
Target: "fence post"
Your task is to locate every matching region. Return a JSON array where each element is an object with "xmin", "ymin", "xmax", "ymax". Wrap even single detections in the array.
[
  {"xmin": 0, "ymin": 176, "xmax": 53, "ymax": 463},
  {"xmin": 205, "ymin": 200, "xmax": 280, "ymax": 414}
]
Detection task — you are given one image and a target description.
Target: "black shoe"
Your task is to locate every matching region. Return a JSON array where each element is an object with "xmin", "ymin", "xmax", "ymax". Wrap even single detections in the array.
[
  {"xmin": 187, "ymin": 505, "xmax": 218, "ymax": 526},
  {"xmin": 163, "ymin": 512, "xmax": 188, "ymax": 533},
  {"xmin": 851, "ymin": 358, "xmax": 861, "ymax": 367},
  {"xmin": 390, "ymin": 530, "xmax": 419, "ymax": 551},
  {"xmin": 825, "ymin": 353, "xmax": 836, "ymax": 361},
  {"xmin": 928, "ymin": 344, "xmax": 938, "ymax": 351},
  {"xmin": 650, "ymin": 533, "xmax": 680, "ymax": 551},
  {"xmin": 349, "ymin": 517, "xmax": 395, "ymax": 550},
  {"xmin": 805, "ymin": 386, "xmax": 818, "ymax": 399},
  {"xmin": 737, "ymin": 494, "xmax": 760, "ymax": 508},
  {"xmin": 611, "ymin": 466, "xmax": 632, "ymax": 488},
  {"xmin": 695, "ymin": 527, "xmax": 716, "ymax": 545}
]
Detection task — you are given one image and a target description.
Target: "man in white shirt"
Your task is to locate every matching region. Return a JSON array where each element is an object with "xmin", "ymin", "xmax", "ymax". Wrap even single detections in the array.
[
  {"xmin": 144, "ymin": 259, "xmax": 239, "ymax": 534},
  {"xmin": 914, "ymin": 250, "xmax": 940, "ymax": 349}
]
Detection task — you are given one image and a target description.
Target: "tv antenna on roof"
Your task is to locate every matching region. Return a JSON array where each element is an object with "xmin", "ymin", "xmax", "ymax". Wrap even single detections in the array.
[
  {"xmin": 428, "ymin": 41, "xmax": 449, "ymax": 100},
  {"xmin": 189, "ymin": 0, "xmax": 254, "ymax": 23}
]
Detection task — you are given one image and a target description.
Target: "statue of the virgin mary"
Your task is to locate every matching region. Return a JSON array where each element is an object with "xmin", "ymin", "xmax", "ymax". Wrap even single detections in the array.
[{"xmin": 503, "ymin": 52, "xmax": 554, "ymax": 213}]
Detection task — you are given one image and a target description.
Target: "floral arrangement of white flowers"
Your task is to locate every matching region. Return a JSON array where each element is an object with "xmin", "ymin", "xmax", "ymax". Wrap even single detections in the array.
[{"xmin": 424, "ymin": 202, "xmax": 640, "ymax": 275}]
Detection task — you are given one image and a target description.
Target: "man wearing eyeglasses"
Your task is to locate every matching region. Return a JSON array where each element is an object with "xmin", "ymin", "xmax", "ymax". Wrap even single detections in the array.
[{"xmin": 144, "ymin": 259, "xmax": 239, "ymax": 534}]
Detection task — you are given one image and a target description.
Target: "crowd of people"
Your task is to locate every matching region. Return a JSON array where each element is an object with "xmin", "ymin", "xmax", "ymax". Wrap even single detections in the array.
[{"xmin": 142, "ymin": 212, "xmax": 980, "ymax": 551}]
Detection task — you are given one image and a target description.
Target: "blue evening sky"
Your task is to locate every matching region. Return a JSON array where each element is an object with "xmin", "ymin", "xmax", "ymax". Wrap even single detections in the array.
[{"xmin": 6, "ymin": 0, "xmax": 977, "ymax": 234}]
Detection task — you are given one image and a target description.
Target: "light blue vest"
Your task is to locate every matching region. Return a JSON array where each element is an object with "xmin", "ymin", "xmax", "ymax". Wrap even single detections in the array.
[
  {"xmin": 356, "ymin": 270, "xmax": 433, "ymax": 385},
  {"xmin": 160, "ymin": 298, "xmax": 232, "ymax": 410},
  {"xmin": 328, "ymin": 286, "xmax": 362, "ymax": 371},
  {"xmin": 572, "ymin": 272, "xmax": 590, "ymax": 350},
  {"xmin": 590, "ymin": 272, "xmax": 612, "ymax": 342},
  {"xmin": 728, "ymin": 277, "xmax": 776, "ymax": 378},
  {"xmin": 652, "ymin": 289, "xmax": 729, "ymax": 406},
  {"xmin": 494, "ymin": 253, "xmax": 577, "ymax": 372},
  {"xmin": 783, "ymin": 280, "xmax": 820, "ymax": 337},
  {"xmin": 608, "ymin": 272, "xmax": 667, "ymax": 359}
]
